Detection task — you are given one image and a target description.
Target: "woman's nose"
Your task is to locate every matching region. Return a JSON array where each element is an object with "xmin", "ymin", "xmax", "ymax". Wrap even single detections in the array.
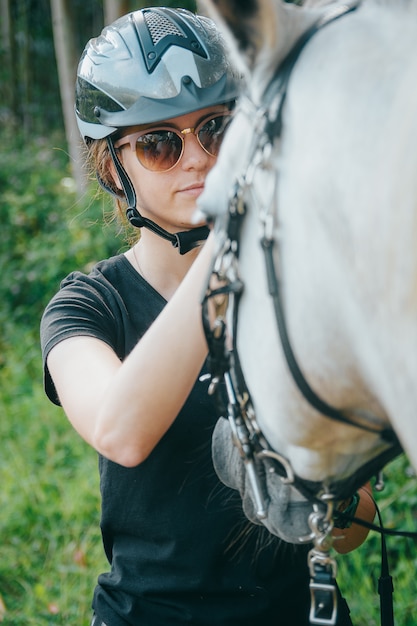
[{"xmin": 180, "ymin": 133, "xmax": 213, "ymax": 170}]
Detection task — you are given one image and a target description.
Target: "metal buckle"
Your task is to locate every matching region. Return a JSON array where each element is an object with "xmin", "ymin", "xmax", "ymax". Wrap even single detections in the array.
[
  {"xmin": 309, "ymin": 580, "xmax": 337, "ymax": 625},
  {"xmin": 308, "ymin": 502, "xmax": 338, "ymax": 626}
]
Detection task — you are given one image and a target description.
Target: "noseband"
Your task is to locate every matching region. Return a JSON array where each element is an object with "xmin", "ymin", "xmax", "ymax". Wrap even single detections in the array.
[{"xmin": 201, "ymin": 2, "xmax": 406, "ymax": 624}]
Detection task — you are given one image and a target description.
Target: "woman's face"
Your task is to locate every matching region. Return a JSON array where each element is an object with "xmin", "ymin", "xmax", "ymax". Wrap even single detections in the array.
[{"xmin": 113, "ymin": 105, "xmax": 229, "ymax": 233}]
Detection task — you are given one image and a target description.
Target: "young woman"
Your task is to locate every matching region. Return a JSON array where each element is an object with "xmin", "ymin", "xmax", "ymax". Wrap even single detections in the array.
[{"xmin": 41, "ymin": 7, "xmax": 374, "ymax": 626}]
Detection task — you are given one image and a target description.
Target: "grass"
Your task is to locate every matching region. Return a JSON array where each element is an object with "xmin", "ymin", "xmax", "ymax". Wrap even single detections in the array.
[
  {"xmin": 0, "ymin": 128, "xmax": 115, "ymax": 624},
  {"xmin": 337, "ymin": 454, "xmax": 417, "ymax": 625},
  {"xmin": 0, "ymin": 327, "xmax": 107, "ymax": 625}
]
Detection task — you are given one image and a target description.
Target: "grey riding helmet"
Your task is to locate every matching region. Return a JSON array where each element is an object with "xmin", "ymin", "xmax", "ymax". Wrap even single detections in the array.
[
  {"xmin": 75, "ymin": 6, "xmax": 240, "ymax": 141},
  {"xmin": 75, "ymin": 7, "xmax": 240, "ymax": 253}
]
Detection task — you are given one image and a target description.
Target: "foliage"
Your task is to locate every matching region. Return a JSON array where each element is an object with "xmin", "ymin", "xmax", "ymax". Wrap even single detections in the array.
[
  {"xmin": 337, "ymin": 455, "xmax": 417, "ymax": 626},
  {"xmin": 1, "ymin": 0, "xmax": 104, "ymax": 133},
  {"xmin": 0, "ymin": 128, "xmax": 121, "ymax": 624},
  {"xmin": 0, "ymin": 128, "xmax": 122, "ymax": 335},
  {"xmin": 0, "ymin": 329, "xmax": 107, "ymax": 625}
]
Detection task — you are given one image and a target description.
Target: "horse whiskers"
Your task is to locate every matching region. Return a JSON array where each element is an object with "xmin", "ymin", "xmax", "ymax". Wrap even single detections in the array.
[{"xmin": 225, "ymin": 517, "xmax": 307, "ymax": 565}]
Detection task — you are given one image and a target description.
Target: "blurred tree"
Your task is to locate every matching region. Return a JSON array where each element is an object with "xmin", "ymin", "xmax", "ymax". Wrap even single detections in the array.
[
  {"xmin": 0, "ymin": 0, "xmax": 196, "ymax": 187},
  {"xmin": 50, "ymin": 0, "xmax": 86, "ymax": 195},
  {"xmin": 104, "ymin": 0, "xmax": 129, "ymax": 24},
  {"xmin": 0, "ymin": 0, "xmax": 197, "ymax": 137},
  {"xmin": 0, "ymin": 0, "xmax": 18, "ymax": 121}
]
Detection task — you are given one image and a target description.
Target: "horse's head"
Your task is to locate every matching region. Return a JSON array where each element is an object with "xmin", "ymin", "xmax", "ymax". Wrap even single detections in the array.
[
  {"xmin": 197, "ymin": 0, "xmax": 348, "ymax": 544},
  {"xmin": 199, "ymin": 0, "xmax": 417, "ymax": 543}
]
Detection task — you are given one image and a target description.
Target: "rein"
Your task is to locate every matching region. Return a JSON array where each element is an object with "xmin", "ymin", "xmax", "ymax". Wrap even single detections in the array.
[{"xmin": 202, "ymin": 2, "xmax": 416, "ymax": 624}]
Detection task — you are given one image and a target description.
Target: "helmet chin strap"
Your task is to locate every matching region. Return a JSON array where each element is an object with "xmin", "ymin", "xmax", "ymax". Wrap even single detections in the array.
[{"xmin": 106, "ymin": 138, "xmax": 209, "ymax": 255}]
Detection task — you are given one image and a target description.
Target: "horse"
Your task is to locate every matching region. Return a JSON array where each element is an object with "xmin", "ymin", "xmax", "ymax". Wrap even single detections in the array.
[{"xmin": 197, "ymin": 0, "xmax": 417, "ymax": 550}]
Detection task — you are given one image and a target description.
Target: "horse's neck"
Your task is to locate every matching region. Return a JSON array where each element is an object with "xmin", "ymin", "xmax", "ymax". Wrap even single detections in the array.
[
  {"xmin": 279, "ymin": 1, "xmax": 417, "ymax": 427},
  {"xmin": 237, "ymin": 0, "xmax": 417, "ymax": 428}
]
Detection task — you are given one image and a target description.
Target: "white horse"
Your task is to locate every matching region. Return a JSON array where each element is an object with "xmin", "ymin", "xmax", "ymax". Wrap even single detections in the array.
[{"xmin": 197, "ymin": 0, "xmax": 417, "ymax": 543}]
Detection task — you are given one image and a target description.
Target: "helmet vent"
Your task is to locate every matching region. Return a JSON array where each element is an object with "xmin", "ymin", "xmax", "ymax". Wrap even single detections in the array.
[
  {"xmin": 136, "ymin": 8, "xmax": 207, "ymax": 72},
  {"xmin": 144, "ymin": 11, "xmax": 186, "ymax": 46}
]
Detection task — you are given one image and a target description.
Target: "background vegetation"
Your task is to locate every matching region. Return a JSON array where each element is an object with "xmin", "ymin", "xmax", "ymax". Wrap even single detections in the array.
[
  {"xmin": 0, "ymin": 0, "xmax": 416, "ymax": 625},
  {"xmin": 0, "ymin": 127, "xmax": 118, "ymax": 625}
]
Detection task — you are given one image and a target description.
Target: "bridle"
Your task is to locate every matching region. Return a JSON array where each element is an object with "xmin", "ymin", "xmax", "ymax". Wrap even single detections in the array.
[
  {"xmin": 201, "ymin": 2, "xmax": 414, "ymax": 624},
  {"xmin": 203, "ymin": 0, "xmax": 402, "ymax": 515}
]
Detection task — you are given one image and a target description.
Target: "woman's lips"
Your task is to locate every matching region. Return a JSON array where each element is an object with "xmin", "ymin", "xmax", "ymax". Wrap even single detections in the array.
[{"xmin": 178, "ymin": 182, "xmax": 205, "ymax": 197}]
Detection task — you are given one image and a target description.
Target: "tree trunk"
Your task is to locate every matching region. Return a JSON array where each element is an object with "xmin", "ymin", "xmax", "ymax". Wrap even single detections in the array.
[
  {"xmin": 50, "ymin": 0, "xmax": 87, "ymax": 196},
  {"xmin": 0, "ymin": 0, "xmax": 18, "ymax": 122},
  {"xmin": 103, "ymin": 0, "xmax": 129, "ymax": 25}
]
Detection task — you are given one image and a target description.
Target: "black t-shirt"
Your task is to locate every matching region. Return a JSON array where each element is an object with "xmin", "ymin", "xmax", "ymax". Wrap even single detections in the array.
[{"xmin": 40, "ymin": 254, "xmax": 349, "ymax": 626}]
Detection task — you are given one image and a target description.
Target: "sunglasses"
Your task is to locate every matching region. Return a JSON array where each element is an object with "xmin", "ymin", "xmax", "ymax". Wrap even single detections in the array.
[{"xmin": 114, "ymin": 113, "xmax": 232, "ymax": 173}]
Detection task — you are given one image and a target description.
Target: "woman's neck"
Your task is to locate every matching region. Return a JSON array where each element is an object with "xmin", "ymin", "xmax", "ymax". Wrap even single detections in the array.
[{"xmin": 126, "ymin": 229, "xmax": 202, "ymax": 300}]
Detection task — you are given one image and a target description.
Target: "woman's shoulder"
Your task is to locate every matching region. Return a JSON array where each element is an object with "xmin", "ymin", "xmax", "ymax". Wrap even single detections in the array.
[
  {"xmin": 42, "ymin": 252, "xmax": 165, "ymax": 338},
  {"xmin": 41, "ymin": 255, "xmax": 135, "ymax": 346},
  {"xmin": 61, "ymin": 253, "xmax": 132, "ymax": 290}
]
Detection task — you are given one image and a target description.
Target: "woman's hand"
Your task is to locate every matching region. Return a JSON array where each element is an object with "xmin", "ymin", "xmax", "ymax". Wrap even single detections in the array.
[{"xmin": 332, "ymin": 483, "xmax": 375, "ymax": 554}]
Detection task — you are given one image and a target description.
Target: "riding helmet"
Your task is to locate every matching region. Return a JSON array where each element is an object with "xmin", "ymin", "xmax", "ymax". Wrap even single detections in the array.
[{"xmin": 75, "ymin": 7, "xmax": 240, "ymax": 141}]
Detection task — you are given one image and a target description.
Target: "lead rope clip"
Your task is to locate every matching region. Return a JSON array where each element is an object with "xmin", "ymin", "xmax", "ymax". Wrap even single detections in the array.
[{"xmin": 308, "ymin": 499, "xmax": 338, "ymax": 626}]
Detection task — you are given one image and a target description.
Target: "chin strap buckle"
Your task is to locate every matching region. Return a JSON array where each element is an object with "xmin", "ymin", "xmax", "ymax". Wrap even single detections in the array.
[{"xmin": 172, "ymin": 226, "xmax": 210, "ymax": 254}]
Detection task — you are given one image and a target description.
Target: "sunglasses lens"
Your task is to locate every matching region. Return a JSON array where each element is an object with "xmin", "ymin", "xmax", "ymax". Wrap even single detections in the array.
[
  {"xmin": 198, "ymin": 115, "xmax": 231, "ymax": 156},
  {"xmin": 130, "ymin": 114, "xmax": 232, "ymax": 171},
  {"xmin": 135, "ymin": 131, "xmax": 182, "ymax": 172}
]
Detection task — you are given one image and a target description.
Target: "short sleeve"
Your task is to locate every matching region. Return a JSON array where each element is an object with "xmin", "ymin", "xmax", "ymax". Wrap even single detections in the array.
[{"xmin": 40, "ymin": 269, "xmax": 126, "ymax": 405}]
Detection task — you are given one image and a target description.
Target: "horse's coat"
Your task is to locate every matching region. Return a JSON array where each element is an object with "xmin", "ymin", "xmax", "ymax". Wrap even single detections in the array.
[{"xmin": 198, "ymin": 0, "xmax": 417, "ymax": 540}]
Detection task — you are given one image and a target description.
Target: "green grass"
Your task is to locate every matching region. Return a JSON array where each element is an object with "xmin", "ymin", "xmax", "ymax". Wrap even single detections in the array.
[
  {"xmin": 0, "ymin": 129, "xmax": 116, "ymax": 625},
  {"xmin": 0, "ymin": 327, "xmax": 107, "ymax": 625},
  {"xmin": 337, "ymin": 454, "xmax": 417, "ymax": 625},
  {"xmin": 1, "ymin": 129, "xmax": 416, "ymax": 625}
]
